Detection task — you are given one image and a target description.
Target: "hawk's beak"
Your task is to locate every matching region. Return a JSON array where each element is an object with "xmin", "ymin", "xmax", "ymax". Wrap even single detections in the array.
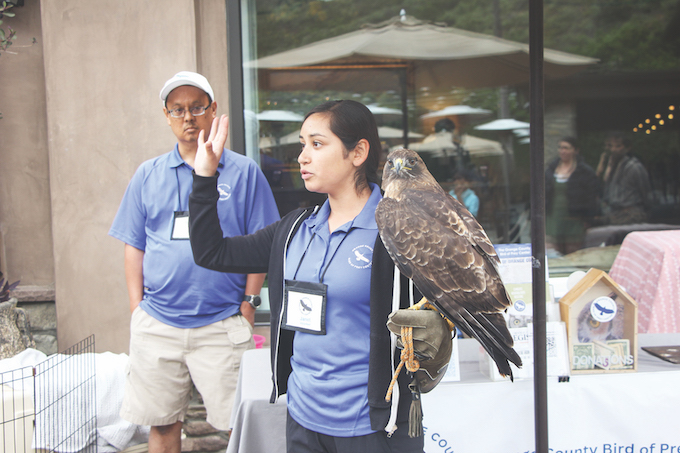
[
  {"xmin": 393, "ymin": 158, "xmax": 405, "ymax": 173},
  {"xmin": 393, "ymin": 158, "xmax": 412, "ymax": 174}
]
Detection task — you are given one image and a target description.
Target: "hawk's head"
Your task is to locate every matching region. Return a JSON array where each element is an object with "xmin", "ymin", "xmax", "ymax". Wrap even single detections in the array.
[{"xmin": 381, "ymin": 148, "xmax": 440, "ymax": 198}]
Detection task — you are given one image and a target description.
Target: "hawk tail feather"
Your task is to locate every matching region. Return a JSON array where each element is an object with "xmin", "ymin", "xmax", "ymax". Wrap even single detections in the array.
[{"xmin": 452, "ymin": 310, "xmax": 522, "ymax": 381}]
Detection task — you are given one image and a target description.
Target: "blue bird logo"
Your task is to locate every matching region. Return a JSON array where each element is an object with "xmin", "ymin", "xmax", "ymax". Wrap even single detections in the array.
[{"xmin": 593, "ymin": 302, "xmax": 615, "ymax": 316}]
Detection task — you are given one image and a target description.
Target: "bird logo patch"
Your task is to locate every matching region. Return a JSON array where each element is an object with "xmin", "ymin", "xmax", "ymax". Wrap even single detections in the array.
[
  {"xmin": 217, "ymin": 183, "xmax": 231, "ymax": 201},
  {"xmin": 590, "ymin": 296, "xmax": 617, "ymax": 323},
  {"xmin": 348, "ymin": 245, "xmax": 373, "ymax": 269}
]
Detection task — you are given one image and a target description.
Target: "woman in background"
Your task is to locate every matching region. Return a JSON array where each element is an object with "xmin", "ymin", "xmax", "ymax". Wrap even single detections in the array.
[{"xmin": 545, "ymin": 137, "xmax": 600, "ymax": 255}]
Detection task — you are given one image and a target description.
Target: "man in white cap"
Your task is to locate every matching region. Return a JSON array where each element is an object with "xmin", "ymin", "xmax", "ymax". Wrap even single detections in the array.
[{"xmin": 109, "ymin": 71, "xmax": 279, "ymax": 452}]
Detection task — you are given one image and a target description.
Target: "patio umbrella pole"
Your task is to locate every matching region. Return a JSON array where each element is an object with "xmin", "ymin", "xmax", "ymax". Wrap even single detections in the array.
[
  {"xmin": 399, "ymin": 68, "xmax": 409, "ymax": 148},
  {"xmin": 529, "ymin": 0, "xmax": 549, "ymax": 452}
]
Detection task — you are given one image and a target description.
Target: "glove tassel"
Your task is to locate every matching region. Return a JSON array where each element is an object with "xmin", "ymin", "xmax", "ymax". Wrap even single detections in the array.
[{"xmin": 408, "ymin": 379, "xmax": 423, "ymax": 438}]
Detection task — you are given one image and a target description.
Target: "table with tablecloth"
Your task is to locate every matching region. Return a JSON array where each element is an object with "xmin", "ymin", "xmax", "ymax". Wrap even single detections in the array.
[
  {"xmin": 584, "ymin": 223, "xmax": 680, "ymax": 248},
  {"xmin": 609, "ymin": 229, "xmax": 680, "ymax": 333},
  {"xmin": 227, "ymin": 334, "xmax": 680, "ymax": 453},
  {"xmin": 226, "ymin": 348, "xmax": 286, "ymax": 453}
]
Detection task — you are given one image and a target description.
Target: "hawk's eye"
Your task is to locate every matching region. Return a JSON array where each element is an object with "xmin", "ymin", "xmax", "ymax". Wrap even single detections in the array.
[
  {"xmin": 408, "ymin": 158, "xmax": 417, "ymax": 166},
  {"xmin": 387, "ymin": 160, "xmax": 394, "ymax": 168}
]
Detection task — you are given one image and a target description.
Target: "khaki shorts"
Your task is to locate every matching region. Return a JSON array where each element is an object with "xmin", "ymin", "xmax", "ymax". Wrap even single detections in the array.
[{"xmin": 120, "ymin": 307, "xmax": 254, "ymax": 430}]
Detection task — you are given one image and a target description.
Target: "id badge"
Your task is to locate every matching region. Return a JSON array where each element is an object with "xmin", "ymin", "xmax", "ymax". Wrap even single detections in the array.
[
  {"xmin": 282, "ymin": 279, "xmax": 327, "ymax": 335},
  {"xmin": 171, "ymin": 211, "xmax": 190, "ymax": 240}
]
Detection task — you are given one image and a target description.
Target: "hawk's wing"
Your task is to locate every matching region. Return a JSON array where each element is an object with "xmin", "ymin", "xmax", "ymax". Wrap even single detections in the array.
[
  {"xmin": 376, "ymin": 188, "xmax": 510, "ymax": 314},
  {"xmin": 376, "ymin": 188, "xmax": 522, "ymax": 377}
]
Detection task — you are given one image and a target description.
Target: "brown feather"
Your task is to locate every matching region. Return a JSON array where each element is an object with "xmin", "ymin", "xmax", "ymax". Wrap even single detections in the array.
[{"xmin": 377, "ymin": 148, "xmax": 522, "ymax": 379}]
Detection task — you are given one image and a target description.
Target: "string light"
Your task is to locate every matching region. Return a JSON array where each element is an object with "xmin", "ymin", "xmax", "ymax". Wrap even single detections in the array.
[{"xmin": 633, "ymin": 106, "xmax": 675, "ymax": 132}]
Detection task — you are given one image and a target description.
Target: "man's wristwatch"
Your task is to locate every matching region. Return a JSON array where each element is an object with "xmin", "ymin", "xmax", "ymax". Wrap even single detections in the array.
[{"xmin": 244, "ymin": 295, "xmax": 262, "ymax": 309}]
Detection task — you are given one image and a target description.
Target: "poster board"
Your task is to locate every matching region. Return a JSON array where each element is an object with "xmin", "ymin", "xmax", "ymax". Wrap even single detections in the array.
[{"xmin": 494, "ymin": 243, "xmax": 556, "ymax": 328}]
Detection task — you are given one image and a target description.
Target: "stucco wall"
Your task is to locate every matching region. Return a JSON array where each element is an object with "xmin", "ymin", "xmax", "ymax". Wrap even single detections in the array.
[
  {"xmin": 0, "ymin": 0, "xmax": 53, "ymax": 287},
  {"xmin": 1, "ymin": 0, "xmax": 230, "ymax": 354}
]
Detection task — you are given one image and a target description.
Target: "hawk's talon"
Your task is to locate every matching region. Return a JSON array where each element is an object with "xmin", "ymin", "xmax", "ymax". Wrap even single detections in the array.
[{"xmin": 409, "ymin": 297, "xmax": 455, "ymax": 332}]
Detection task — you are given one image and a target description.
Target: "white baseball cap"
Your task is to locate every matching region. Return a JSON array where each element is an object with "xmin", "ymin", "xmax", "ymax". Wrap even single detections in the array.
[{"xmin": 160, "ymin": 71, "xmax": 214, "ymax": 103}]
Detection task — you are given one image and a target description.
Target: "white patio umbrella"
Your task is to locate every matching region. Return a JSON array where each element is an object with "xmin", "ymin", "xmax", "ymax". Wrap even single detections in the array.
[
  {"xmin": 395, "ymin": 132, "xmax": 503, "ymax": 158},
  {"xmin": 473, "ymin": 118, "xmax": 531, "ymax": 240},
  {"xmin": 474, "ymin": 118, "xmax": 531, "ymax": 131},
  {"xmin": 252, "ymin": 13, "xmax": 594, "ymax": 146},
  {"xmin": 367, "ymin": 104, "xmax": 403, "ymax": 116},
  {"xmin": 253, "ymin": 14, "xmax": 598, "ymax": 92},
  {"xmin": 259, "ymin": 130, "xmax": 301, "ymax": 149},
  {"xmin": 420, "ymin": 105, "xmax": 492, "ymax": 120},
  {"xmin": 256, "ymin": 111, "xmax": 304, "ymax": 163},
  {"xmin": 377, "ymin": 126, "xmax": 424, "ymax": 139},
  {"xmin": 256, "ymin": 110, "xmax": 304, "ymax": 122},
  {"xmin": 514, "ymin": 127, "xmax": 531, "ymax": 144}
]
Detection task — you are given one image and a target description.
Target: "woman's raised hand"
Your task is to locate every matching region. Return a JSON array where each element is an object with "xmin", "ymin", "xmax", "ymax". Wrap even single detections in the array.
[{"xmin": 195, "ymin": 114, "xmax": 229, "ymax": 177}]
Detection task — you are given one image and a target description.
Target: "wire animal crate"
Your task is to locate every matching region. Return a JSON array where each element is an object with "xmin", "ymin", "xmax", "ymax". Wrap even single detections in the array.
[
  {"xmin": 1, "ymin": 363, "xmax": 34, "ymax": 453},
  {"xmin": 1, "ymin": 335, "xmax": 97, "ymax": 453}
]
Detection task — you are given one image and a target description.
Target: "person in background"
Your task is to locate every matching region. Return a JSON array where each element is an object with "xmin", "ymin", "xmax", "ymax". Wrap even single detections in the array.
[
  {"xmin": 596, "ymin": 131, "xmax": 651, "ymax": 225},
  {"xmin": 545, "ymin": 137, "xmax": 600, "ymax": 255},
  {"xmin": 108, "ymin": 71, "xmax": 280, "ymax": 453},
  {"xmin": 449, "ymin": 170, "xmax": 480, "ymax": 217},
  {"xmin": 189, "ymin": 100, "xmax": 435, "ymax": 452}
]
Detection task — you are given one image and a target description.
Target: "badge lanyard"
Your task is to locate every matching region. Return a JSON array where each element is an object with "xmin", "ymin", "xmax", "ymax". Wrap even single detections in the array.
[
  {"xmin": 293, "ymin": 231, "xmax": 351, "ymax": 284},
  {"xmin": 282, "ymin": 228, "xmax": 352, "ymax": 335},
  {"xmin": 171, "ymin": 167, "xmax": 189, "ymax": 240}
]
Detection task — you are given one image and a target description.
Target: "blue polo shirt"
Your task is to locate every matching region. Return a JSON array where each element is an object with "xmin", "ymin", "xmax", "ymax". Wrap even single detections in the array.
[
  {"xmin": 109, "ymin": 145, "xmax": 279, "ymax": 328},
  {"xmin": 285, "ymin": 183, "xmax": 381, "ymax": 437}
]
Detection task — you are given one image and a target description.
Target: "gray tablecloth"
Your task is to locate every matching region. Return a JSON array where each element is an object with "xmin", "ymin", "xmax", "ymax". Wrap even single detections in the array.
[{"xmin": 227, "ymin": 348, "xmax": 286, "ymax": 453}]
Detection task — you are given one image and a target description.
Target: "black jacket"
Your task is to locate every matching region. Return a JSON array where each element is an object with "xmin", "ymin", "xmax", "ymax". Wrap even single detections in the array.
[
  {"xmin": 188, "ymin": 173, "xmax": 417, "ymax": 433},
  {"xmin": 545, "ymin": 157, "xmax": 600, "ymax": 219}
]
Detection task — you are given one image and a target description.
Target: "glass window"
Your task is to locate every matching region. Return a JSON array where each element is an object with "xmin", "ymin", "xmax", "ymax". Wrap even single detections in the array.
[{"xmin": 234, "ymin": 0, "xmax": 680, "ymax": 278}]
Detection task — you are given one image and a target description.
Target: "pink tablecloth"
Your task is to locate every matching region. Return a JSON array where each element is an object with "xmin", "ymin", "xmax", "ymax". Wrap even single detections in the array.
[{"xmin": 609, "ymin": 230, "xmax": 680, "ymax": 333}]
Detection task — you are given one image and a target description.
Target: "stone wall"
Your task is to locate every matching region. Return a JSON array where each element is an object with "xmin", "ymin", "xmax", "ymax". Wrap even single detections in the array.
[
  {"xmin": 182, "ymin": 389, "xmax": 230, "ymax": 453},
  {"xmin": 14, "ymin": 284, "xmax": 57, "ymax": 355}
]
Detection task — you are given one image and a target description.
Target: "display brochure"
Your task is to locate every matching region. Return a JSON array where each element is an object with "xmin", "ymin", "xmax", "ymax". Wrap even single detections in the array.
[{"xmin": 494, "ymin": 243, "xmax": 556, "ymax": 328}]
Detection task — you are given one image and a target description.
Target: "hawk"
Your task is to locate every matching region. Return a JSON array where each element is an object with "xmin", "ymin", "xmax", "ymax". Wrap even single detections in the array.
[{"xmin": 376, "ymin": 148, "xmax": 522, "ymax": 380}]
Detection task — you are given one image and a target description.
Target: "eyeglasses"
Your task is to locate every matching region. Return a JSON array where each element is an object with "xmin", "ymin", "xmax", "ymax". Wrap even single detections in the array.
[{"xmin": 167, "ymin": 105, "xmax": 211, "ymax": 118}]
